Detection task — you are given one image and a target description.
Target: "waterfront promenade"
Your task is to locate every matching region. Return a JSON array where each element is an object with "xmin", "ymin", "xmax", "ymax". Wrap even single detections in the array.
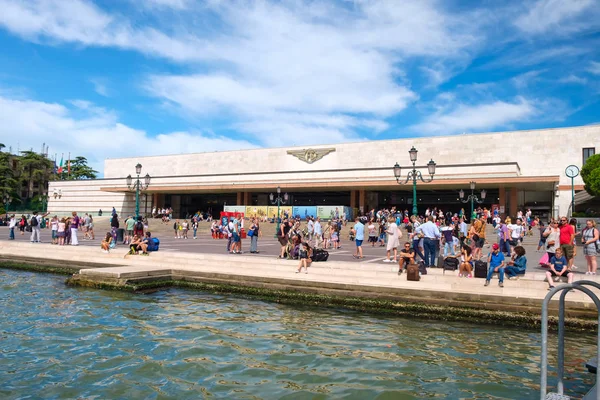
[{"xmin": 1, "ymin": 219, "xmax": 599, "ymax": 325}]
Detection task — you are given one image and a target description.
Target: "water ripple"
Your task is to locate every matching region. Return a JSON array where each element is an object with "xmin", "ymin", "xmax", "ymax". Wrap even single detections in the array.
[{"xmin": 0, "ymin": 269, "xmax": 596, "ymax": 399}]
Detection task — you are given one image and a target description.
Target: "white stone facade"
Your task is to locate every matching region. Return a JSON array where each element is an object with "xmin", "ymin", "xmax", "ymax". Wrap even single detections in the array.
[{"xmin": 48, "ymin": 125, "xmax": 599, "ymax": 218}]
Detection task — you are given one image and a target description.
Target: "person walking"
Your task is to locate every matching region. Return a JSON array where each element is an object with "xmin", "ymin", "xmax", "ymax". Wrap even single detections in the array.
[
  {"xmin": 110, "ymin": 213, "xmax": 120, "ymax": 246},
  {"xmin": 351, "ymin": 216, "xmax": 365, "ymax": 259},
  {"xmin": 582, "ymin": 220, "xmax": 599, "ymax": 275},
  {"xmin": 249, "ymin": 218, "xmax": 260, "ymax": 253},
  {"xmin": 70, "ymin": 212, "xmax": 80, "ymax": 245},
  {"xmin": 415, "ymin": 215, "xmax": 441, "ymax": 268},
  {"xmin": 383, "ymin": 215, "xmax": 400, "ymax": 262},
  {"xmin": 8, "ymin": 214, "xmax": 16, "ymax": 240}
]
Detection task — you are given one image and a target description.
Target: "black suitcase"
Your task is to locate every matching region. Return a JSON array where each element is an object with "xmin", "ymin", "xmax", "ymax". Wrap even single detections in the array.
[
  {"xmin": 474, "ymin": 260, "xmax": 488, "ymax": 278},
  {"xmin": 407, "ymin": 264, "xmax": 420, "ymax": 281},
  {"xmin": 312, "ymin": 249, "xmax": 329, "ymax": 262},
  {"xmin": 442, "ymin": 257, "xmax": 459, "ymax": 274},
  {"xmin": 418, "ymin": 260, "xmax": 427, "ymax": 275}
]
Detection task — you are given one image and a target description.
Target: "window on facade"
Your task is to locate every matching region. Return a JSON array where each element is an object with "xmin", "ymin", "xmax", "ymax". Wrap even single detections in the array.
[{"xmin": 583, "ymin": 147, "xmax": 595, "ymax": 165}]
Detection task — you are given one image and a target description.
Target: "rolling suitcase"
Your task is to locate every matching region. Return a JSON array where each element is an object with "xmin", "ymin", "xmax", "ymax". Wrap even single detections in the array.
[
  {"xmin": 442, "ymin": 256, "xmax": 459, "ymax": 274},
  {"xmin": 418, "ymin": 260, "xmax": 427, "ymax": 275},
  {"xmin": 407, "ymin": 263, "xmax": 420, "ymax": 281},
  {"xmin": 474, "ymin": 260, "xmax": 488, "ymax": 278}
]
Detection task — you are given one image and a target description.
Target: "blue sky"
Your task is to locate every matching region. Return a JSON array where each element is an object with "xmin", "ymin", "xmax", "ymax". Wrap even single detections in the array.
[{"xmin": 0, "ymin": 0, "xmax": 598, "ymax": 175}]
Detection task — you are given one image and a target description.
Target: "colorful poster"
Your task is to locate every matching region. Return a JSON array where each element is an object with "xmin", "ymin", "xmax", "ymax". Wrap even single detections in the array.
[
  {"xmin": 317, "ymin": 206, "xmax": 342, "ymax": 220},
  {"xmin": 292, "ymin": 206, "xmax": 317, "ymax": 220},
  {"xmin": 245, "ymin": 206, "xmax": 268, "ymax": 219},
  {"xmin": 267, "ymin": 206, "xmax": 292, "ymax": 219},
  {"xmin": 344, "ymin": 206, "xmax": 353, "ymax": 221},
  {"xmin": 224, "ymin": 205, "xmax": 246, "ymax": 214}
]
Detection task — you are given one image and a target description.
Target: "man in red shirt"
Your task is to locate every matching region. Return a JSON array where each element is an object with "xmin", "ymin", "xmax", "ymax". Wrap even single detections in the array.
[{"xmin": 558, "ymin": 216, "xmax": 575, "ymax": 269}]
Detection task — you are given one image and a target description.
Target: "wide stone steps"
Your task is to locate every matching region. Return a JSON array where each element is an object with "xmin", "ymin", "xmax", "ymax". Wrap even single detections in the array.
[{"xmin": 2, "ymin": 241, "xmax": 598, "ymax": 306}]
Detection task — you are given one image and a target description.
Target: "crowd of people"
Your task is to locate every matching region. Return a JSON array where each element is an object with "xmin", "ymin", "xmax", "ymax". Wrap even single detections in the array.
[{"xmin": 5, "ymin": 204, "xmax": 599, "ymax": 287}]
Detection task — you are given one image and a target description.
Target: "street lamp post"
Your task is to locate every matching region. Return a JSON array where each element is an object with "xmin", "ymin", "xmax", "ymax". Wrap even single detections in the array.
[
  {"xmin": 38, "ymin": 193, "xmax": 49, "ymax": 212},
  {"xmin": 269, "ymin": 186, "xmax": 289, "ymax": 238},
  {"xmin": 3, "ymin": 193, "xmax": 11, "ymax": 223},
  {"xmin": 126, "ymin": 163, "xmax": 151, "ymax": 219},
  {"xmin": 393, "ymin": 147, "xmax": 436, "ymax": 216},
  {"xmin": 459, "ymin": 181, "xmax": 487, "ymax": 221}
]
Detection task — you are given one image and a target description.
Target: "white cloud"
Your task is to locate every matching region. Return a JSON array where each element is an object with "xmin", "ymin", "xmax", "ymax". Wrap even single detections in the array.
[
  {"xmin": 559, "ymin": 74, "xmax": 588, "ymax": 85},
  {"xmin": 588, "ymin": 61, "xmax": 600, "ymax": 75},
  {"xmin": 411, "ymin": 97, "xmax": 537, "ymax": 135},
  {"xmin": 0, "ymin": 94, "xmax": 257, "ymax": 176},
  {"xmin": 0, "ymin": 0, "xmax": 488, "ymax": 142},
  {"xmin": 514, "ymin": 0, "xmax": 597, "ymax": 35},
  {"xmin": 89, "ymin": 78, "xmax": 109, "ymax": 96}
]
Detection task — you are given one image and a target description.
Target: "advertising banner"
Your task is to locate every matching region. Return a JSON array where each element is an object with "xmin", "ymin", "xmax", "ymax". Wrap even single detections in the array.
[
  {"xmin": 292, "ymin": 206, "xmax": 317, "ymax": 220},
  {"xmin": 224, "ymin": 205, "xmax": 246, "ymax": 215},
  {"xmin": 344, "ymin": 206, "xmax": 353, "ymax": 221},
  {"xmin": 245, "ymin": 206, "xmax": 268, "ymax": 219},
  {"xmin": 267, "ymin": 206, "xmax": 293, "ymax": 219},
  {"xmin": 317, "ymin": 206, "xmax": 343, "ymax": 220}
]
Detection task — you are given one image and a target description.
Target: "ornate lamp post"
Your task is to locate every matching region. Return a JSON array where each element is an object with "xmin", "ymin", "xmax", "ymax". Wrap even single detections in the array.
[
  {"xmin": 3, "ymin": 193, "xmax": 11, "ymax": 223},
  {"xmin": 459, "ymin": 181, "xmax": 486, "ymax": 221},
  {"xmin": 269, "ymin": 186, "xmax": 288, "ymax": 238},
  {"xmin": 126, "ymin": 163, "xmax": 151, "ymax": 219},
  {"xmin": 393, "ymin": 147, "xmax": 436, "ymax": 216},
  {"xmin": 38, "ymin": 193, "xmax": 49, "ymax": 212}
]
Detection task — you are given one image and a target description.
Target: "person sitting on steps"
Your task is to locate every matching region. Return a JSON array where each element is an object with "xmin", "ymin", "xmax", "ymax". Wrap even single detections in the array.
[
  {"xmin": 397, "ymin": 242, "xmax": 415, "ymax": 275},
  {"xmin": 546, "ymin": 247, "xmax": 573, "ymax": 290},
  {"xmin": 484, "ymin": 243, "xmax": 505, "ymax": 288},
  {"xmin": 505, "ymin": 246, "xmax": 527, "ymax": 280}
]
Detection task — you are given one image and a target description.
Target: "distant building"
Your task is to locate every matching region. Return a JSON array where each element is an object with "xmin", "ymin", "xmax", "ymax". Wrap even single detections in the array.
[{"xmin": 48, "ymin": 125, "xmax": 599, "ymax": 219}]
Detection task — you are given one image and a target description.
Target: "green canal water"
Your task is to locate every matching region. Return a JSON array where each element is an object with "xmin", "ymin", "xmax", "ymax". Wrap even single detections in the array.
[{"xmin": 0, "ymin": 269, "xmax": 596, "ymax": 399}]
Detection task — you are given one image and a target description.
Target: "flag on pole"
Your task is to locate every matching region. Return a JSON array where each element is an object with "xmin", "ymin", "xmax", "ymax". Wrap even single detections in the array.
[
  {"xmin": 57, "ymin": 154, "xmax": 64, "ymax": 174},
  {"xmin": 67, "ymin": 152, "xmax": 71, "ymax": 175}
]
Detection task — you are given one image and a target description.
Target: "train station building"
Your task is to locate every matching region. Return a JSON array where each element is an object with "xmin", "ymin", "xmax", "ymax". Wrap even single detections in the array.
[{"xmin": 47, "ymin": 125, "xmax": 598, "ymax": 219}]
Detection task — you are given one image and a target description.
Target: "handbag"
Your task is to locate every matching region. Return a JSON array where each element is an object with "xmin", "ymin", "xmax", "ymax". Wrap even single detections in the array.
[
  {"xmin": 539, "ymin": 253, "xmax": 549, "ymax": 266},
  {"xmin": 25, "ymin": 225, "xmax": 32, "ymax": 232},
  {"xmin": 247, "ymin": 229, "xmax": 254, "ymax": 237}
]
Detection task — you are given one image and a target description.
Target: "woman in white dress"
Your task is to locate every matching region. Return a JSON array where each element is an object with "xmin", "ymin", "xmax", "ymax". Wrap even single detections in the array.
[{"xmin": 384, "ymin": 215, "xmax": 402, "ymax": 263}]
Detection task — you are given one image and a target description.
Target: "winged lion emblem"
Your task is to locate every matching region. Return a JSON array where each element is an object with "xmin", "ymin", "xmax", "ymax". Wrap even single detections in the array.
[{"xmin": 287, "ymin": 148, "xmax": 336, "ymax": 164}]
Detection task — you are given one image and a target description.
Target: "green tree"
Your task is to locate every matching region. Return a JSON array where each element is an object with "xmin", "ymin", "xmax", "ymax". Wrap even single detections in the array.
[
  {"xmin": 0, "ymin": 143, "xmax": 18, "ymax": 198},
  {"xmin": 65, "ymin": 156, "xmax": 98, "ymax": 180},
  {"xmin": 19, "ymin": 150, "xmax": 54, "ymax": 199},
  {"xmin": 581, "ymin": 154, "xmax": 600, "ymax": 197}
]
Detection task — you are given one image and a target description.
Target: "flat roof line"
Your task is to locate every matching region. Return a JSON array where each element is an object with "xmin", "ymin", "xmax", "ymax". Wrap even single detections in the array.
[{"xmin": 103, "ymin": 124, "xmax": 596, "ymax": 162}]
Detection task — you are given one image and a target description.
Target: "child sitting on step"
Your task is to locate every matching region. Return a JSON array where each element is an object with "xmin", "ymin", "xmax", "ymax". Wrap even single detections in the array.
[{"xmin": 296, "ymin": 242, "xmax": 312, "ymax": 274}]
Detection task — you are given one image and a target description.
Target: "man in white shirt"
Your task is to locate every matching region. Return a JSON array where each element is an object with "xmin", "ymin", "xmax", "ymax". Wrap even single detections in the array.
[
  {"xmin": 313, "ymin": 217, "xmax": 322, "ymax": 248},
  {"xmin": 508, "ymin": 218, "xmax": 525, "ymax": 254},
  {"xmin": 8, "ymin": 214, "xmax": 16, "ymax": 240},
  {"xmin": 307, "ymin": 217, "xmax": 314, "ymax": 241}
]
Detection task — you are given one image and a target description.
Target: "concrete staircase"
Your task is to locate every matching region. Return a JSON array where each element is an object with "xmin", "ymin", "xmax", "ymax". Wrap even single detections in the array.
[{"xmin": 1, "ymin": 240, "xmax": 599, "ymax": 316}]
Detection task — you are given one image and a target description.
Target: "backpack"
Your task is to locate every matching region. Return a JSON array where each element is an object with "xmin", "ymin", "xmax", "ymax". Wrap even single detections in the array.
[
  {"xmin": 30, "ymin": 216, "xmax": 38, "ymax": 227},
  {"xmin": 312, "ymin": 249, "xmax": 329, "ymax": 262},
  {"xmin": 19, "ymin": 219, "xmax": 25, "ymax": 227},
  {"xmin": 136, "ymin": 221, "xmax": 144, "ymax": 231}
]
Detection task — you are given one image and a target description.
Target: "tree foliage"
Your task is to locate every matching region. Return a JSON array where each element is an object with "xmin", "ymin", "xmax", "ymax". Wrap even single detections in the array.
[
  {"xmin": 19, "ymin": 150, "xmax": 54, "ymax": 199},
  {"xmin": 68, "ymin": 156, "xmax": 98, "ymax": 180},
  {"xmin": 581, "ymin": 153, "xmax": 600, "ymax": 197}
]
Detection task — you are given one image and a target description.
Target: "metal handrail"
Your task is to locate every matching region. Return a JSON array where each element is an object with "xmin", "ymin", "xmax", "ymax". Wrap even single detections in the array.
[{"xmin": 540, "ymin": 281, "xmax": 600, "ymax": 399}]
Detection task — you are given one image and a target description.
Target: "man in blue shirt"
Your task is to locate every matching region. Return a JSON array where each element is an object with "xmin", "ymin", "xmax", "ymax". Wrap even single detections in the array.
[
  {"xmin": 415, "ymin": 216, "xmax": 441, "ymax": 268},
  {"xmin": 352, "ymin": 217, "xmax": 365, "ymax": 259},
  {"xmin": 485, "ymin": 243, "xmax": 506, "ymax": 287}
]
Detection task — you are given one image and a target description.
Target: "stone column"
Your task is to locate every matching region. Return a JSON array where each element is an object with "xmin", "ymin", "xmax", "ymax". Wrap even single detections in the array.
[
  {"xmin": 243, "ymin": 191, "xmax": 251, "ymax": 205},
  {"xmin": 236, "ymin": 191, "xmax": 243, "ymax": 205},
  {"xmin": 350, "ymin": 190, "xmax": 357, "ymax": 210},
  {"xmin": 359, "ymin": 189, "xmax": 365, "ymax": 215},
  {"xmin": 509, "ymin": 187, "xmax": 518, "ymax": 218},
  {"xmin": 498, "ymin": 187, "xmax": 506, "ymax": 218}
]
